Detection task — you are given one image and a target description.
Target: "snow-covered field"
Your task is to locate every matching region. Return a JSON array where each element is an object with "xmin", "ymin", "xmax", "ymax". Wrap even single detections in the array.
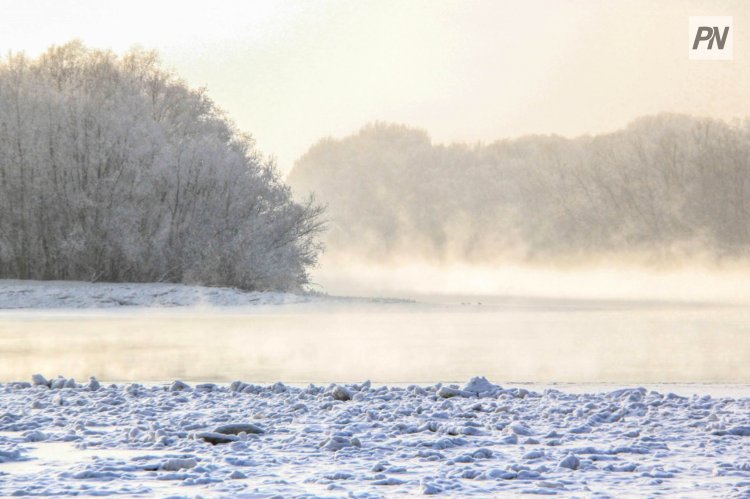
[{"xmin": 1, "ymin": 376, "xmax": 750, "ymax": 497}]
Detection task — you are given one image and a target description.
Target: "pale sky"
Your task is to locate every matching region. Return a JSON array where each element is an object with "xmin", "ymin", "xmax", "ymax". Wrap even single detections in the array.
[{"xmin": 1, "ymin": 0, "xmax": 748, "ymax": 173}]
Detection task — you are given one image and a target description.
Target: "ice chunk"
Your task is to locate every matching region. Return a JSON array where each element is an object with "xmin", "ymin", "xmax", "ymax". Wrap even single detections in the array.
[
  {"xmin": 331, "ymin": 385, "xmax": 352, "ymax": 401},
  {"xmin": 214, "ymin": 423, "xmax": 265, "ymax": 435},
  {"xmin": 463, "ymin": 376, "xmax": 499, "ymax": 395},
  {"xmin": 320, "ymin": 435, "xmax": 361, "ymax": 451},
  {"xmin": 0, "ymin": 448, "xmax": 25, "ymax": 463},
  {"xmin": 161, "ymin": 458, "xmax": 197, "ymax": 471},
  {"xmin": 559, "ymin": 454, "xmax": 580, "ymax": 470},
  {"xmin": 372, "ymin": 477, "xmax": 405, "ymax": 485},
  {"xmin": 23, "ymin": 431, "xmax": 47, "ymax": 442},
  {"xmin": 197, "ymin": 432, "xmax": 239, "ymax": 445},
  {"xmin": 87, "ymin": 377, "xmax": 101, "ymax": 391},
  {"xmin": 50, "ymin": 377, "xmax": 67, "ymax": 389},
  {"xmin": 422, "ymin": 482, "xmax": 441, "ymax": 495},
  {"xmin": 510, "ymin": 422, "xmax": 534, "ymax": 436},
  {"xmin": 229, "ymin": 380, "xmax": 247, "ymax": 392},
  {"xmin": 169, "ymin": 380, "xmax": 191, "ymax": 391},
  {"xmin": 271, "ymin": 382, "xmax": 288, "ymax": 393},
  {"xmin": 437, "ymin": 386, "xmax": 466, "ymax": 398}
]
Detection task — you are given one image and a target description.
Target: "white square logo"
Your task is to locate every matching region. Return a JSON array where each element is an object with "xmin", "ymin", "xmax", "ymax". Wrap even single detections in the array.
[{"xmin": 689, "ymin": 16, "xmax": 733, "ymax": 60}]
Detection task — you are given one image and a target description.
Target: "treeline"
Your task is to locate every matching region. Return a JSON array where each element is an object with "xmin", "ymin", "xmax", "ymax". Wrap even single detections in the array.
[
  {"xmin": 0, "ymin": 42, "xmax": 323, "ymax": 290},
  {"xmin": 288, "ymin": 115, "xmax": 750, "ymax": 264}
]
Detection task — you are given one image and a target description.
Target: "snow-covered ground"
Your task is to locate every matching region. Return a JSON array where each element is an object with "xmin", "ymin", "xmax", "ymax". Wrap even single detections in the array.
[
  {"xmin": 1, "ymin": 376, "xmax": 749, "ymax": 497},
  {"xmin": 0, "ymin": 280, "xmax": 398, "ymax": 309}
]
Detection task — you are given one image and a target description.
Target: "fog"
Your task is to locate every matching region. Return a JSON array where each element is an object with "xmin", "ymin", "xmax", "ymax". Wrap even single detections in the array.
[
  {"xmin": 289, "ymin": 116, "xmax": 750, "ymax": 268},
  {"xmin": 312, "ymin": 259, "xmax": 750, "ymax": 304},
  {"xmin": 2, "ymin": 301, "xmax": 749, "ymax": 384}
]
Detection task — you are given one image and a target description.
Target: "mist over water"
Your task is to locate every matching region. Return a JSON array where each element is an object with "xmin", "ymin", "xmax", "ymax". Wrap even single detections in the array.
[
  {"xmin": 1, "ymin": 289, "xmax": 748, "ymax": 384},
  {"xmin": 3, "ymin": 255, "xmax": 749, "ymax": 384},
  {"xmin": 312, "ymin": 257, "xmax": 750, "ymax": 304}
]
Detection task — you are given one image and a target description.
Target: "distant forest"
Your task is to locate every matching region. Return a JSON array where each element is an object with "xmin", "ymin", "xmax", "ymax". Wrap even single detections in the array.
[{"xmin": 288, "ymin": 115, "xmax": 750, "ymax": 264}]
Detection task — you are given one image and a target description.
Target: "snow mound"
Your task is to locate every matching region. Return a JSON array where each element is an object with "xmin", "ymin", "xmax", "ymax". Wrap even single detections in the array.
[{"xmin": 463, "ymin": 376, "xmax": 500, "ymax": 395}]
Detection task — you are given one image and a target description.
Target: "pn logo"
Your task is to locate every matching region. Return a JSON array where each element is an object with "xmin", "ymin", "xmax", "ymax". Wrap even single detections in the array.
[{"xmin": 689, "ymin": 16, "xmax": 733, "ymax": 60}]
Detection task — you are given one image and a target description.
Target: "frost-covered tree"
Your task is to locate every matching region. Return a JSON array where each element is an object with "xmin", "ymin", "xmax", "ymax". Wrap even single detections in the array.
[{"xmin": 0, "ymin": 41, "xmax": 324, "ymax": 290}]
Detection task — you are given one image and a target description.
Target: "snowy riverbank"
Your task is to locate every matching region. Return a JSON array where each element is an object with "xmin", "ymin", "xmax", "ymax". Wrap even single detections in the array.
[
  {"xmin": 1, "ymin": 376, "xmax": 749, "ymax": 496},
  {"xmin": 0, "ymin": 280, "xmax": 363, "ymax": 309}
]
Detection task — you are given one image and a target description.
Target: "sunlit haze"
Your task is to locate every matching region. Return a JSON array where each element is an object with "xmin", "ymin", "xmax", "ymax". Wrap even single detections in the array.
[{"xmin": 2, "ymin": 0, "xmax": 748, "ymax": 173}]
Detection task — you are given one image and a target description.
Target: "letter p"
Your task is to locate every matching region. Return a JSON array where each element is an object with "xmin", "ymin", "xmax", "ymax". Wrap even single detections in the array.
[{"xmin": 692, "ymin": 26, "xmax": 713, "ymax": 49}]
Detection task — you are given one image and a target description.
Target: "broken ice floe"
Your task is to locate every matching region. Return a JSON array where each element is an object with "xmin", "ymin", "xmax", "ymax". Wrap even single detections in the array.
[{"xmin": 0, "ymin": 375, "xmax": 749, "ymax": 496}]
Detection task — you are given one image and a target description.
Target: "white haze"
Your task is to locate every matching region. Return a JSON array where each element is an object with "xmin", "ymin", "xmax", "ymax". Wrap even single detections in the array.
[{"xmin": 312, "ymin": 258, "xmax": 750, "ymax": 304}]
